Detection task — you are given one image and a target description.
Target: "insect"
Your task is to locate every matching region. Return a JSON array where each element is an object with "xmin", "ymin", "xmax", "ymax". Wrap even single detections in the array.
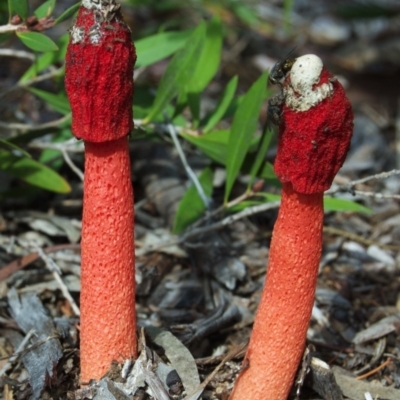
[
  {"xmin": 268, "ymin": 51, "xmax": 297, "ymax": 125},
  {"xmin": 269, "ymin": 56, "xmax": 297, "ymax": 86}
]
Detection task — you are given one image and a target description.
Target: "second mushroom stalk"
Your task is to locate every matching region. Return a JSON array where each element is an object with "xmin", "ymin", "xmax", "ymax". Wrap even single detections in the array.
[{"xmin": 230, "ymin": 54, "xmax": 354, "ymax": 399}]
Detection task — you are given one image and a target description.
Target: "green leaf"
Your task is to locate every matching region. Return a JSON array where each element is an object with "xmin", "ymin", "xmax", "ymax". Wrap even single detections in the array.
[
  {"xmin": 0, "ymin": 149, "xmax": 71, "ymax": 193},
  {"xmin": 227, "ymin": 192, "xmax": 280, "ymax": 212},
  {"xmin": 181, "ymin": 130, "xmax": 229, "ymax": 164},
  {"xmin": 17, "ymin": 31, "xmax": 58, "ymax": 52},
  {"xmin": 20, "ymin": 34, "xmax": 69, "ymax": 82},
  {"xmin": 201, "ymin": 75, "xmax": 238, "ymax": 133},
  {"xmin": 182, "ymin": 17, "xmax": 222, "ymax": 127},
  {"xmin": 247, "ymin": 128, "xmax": 273, "ymax": 191},
  {"xmin": 258, "ymin": 161, "xmax": 277, "ymax": 180},
  {"xmin": 8, "ymin": 0, "xmax": 28, "ymax": 20},
  {"xmin": 323, "ymin": 197, "xmax": 372, "ymax": 214},
  {"xmin": 135, "ymin": 30, "xmax": 191, "ymax": 68},
  {"xmin": 144, "ymin": 22, "xmax": 206, "ymax": 123},
  {"xmin": 229, "ymin": 0, "xmax": 259, "ymax": 26},
  {"xmin": 0, "ymin": 139, "xmax": 31, "ymax": 158},
  {"xmin": 29, "ymin": 88, "xmax": 71, "ymax": 115},
  {"xmin": 55, "ymin": 2, "xmax": 80, "ymax": 25},
  {"xmin": 224, "ymin": 71, "xmax": 268, "ymax": 203},
  {"xmin": 186, "ymin": 17, "xmax": 223, "ymax": 123},
  {"xmin": 34, "ymin": 0, "xmax": 55, "ymax": 18},
  {"xmin": 183, "ymin": 17, "xmax": 222, "ymax": 123},
  {"xmin": 173, "ymin": 167, "xmax": 214, "ymax": 233}
]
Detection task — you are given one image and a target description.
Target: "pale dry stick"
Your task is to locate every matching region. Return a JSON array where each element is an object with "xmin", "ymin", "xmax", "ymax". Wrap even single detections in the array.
[
  {"xmin": 166, "ymin": 121, "xmax": 211, "ymax": 209},
  {"xmin": 0, "ymin": 48, "xmax": 35, "ymax": 60},
  {"xmin": 29, "ymin": 137, "xmax": 84, "ymax": 153},
  {"xmin": 327, "ymin": 170, "xmax": 400, "ymax": 194},
  {"xmin": 0, "ymin": 66, "xmax": 64, "ymax": 98},
  {"xmin": 352, "ymin": 190, "xmax": 400, "ymax": 200},
  {"xmin": 184, "ymin": 343, "xmax": 247, "ymax": 400},
  {"xmin": 136, "ymin": 200, "xmax": 280, "ymax": 256},
  {"xmin": 0, "ymin": 329, "xmax": 35, "ymax": 377},
  {"xmin": 61, "ymin": 148, "xmax": 84, "ymax": 182},
  {"xmin": 349, "ymin": 169, "xmax": 400, "ymax": 186},
  {"xmin": 188, "ymin": 190, "xmax": 255, "ymax": 232},
  {"xmin": 0, "ymin": 115, "xmax": 72, "ymax": 134},
  {"xmin": 324, "ymin": 226, "xmax": 400, "ymax": 251},
  {"xmin": 0, "ymin": 24, "xmax": 22, "ymax": 34},
  {"xmin": 35, "ymin": 246, "xmax": 81, "ymax": 316},
  {"xmin": 0, "ymin": 334, "xmax": 59, "ymax": 362}
]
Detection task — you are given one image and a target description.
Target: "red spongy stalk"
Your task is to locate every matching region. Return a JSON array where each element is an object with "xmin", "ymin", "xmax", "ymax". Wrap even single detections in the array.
[
  {"xmin": 80, "ymin": 136, "xmax": 136, "ymax": 382},
  {"xmin": 65, "ymin": 4, "xmax": 135, "ymax": 142},
  {"xmin": 230, "ymin": 183, "xmax": 323, "ymax": 399}
]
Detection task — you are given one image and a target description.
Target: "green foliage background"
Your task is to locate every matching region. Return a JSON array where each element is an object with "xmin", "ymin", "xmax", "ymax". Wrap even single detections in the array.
[{"xmin": 0, "ymin": 0, "xmax": 369, "ymax": 232}]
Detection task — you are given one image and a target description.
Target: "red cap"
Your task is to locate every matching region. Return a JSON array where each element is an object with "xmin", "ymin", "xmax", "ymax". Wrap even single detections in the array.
[
  {"xmin": 65, "ymin": 1, "xmax": 136, "ymax": 142},
  {"xmin": 274, "ymin": 55, "xmax": 353, "ymax": 194}
]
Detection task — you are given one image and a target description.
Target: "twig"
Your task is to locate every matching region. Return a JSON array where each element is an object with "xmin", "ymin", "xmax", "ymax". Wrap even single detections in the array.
[
  {"xmin": 0, "ymin": 243, "xmax": 81, "ymax": 282},
  {"xmin": 0, "ymin": 115, "xmax": 71, "ymax": 134},
  {"xmin": 0, "ymin": 334, "xmax": 59, "ymax": 362},
  {"xmin": 189, "ymin": 190, "xmax": 255, "ymax": 231},
  {"xmin": 35, "ymin": 246, "xmax": 81, "ymax": 316},
  {"xmin": 324, "ymin": 226, "xmax": 400, "ymax": 251},
  {"xmin": 0, "ymin": 329, "xmax": 35, "ymax": 377},
  {"xmin": 356, "ymin": 358, "xmax": 393, "ymax": 380},
  {"xmin": 166, "ymin": 121, "xmax": 211, "ymax": 209},
  {"xmin": 184, "ymin": 343, "xmax": 247, "ymax": 399},
  {"xmin": 0, "ymin": 48, "xmax": 35, "ymax": 61},
  {"xmin": 61, "ymin": 149, "xmax": 84, "ymax": 181},
  {"xmin": 0, "ymin": 24, "xmax": 21, "ymax": 34},
  {"xmin": 0, "ymin": 66, "xmax": 64, "ymax": 99},
  {"xmin": 352, "ymin": 190, "xmax": 400, "ymax": 200},
  {"xmin": 327, "ymin": 170, "xmax": 400, "ymax": 195},
  {"xmin": 136, "ymin": 200, "xmax": 280, "ymax": 256}
]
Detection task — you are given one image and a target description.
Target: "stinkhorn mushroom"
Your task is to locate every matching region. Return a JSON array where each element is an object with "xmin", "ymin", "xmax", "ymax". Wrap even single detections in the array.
[
  {"xmin": 230, "ymin": 54, "xmax": 353, "ymax": 399},
  {"xmin": 65, "ymin": 0, "xmax": 137, "ymax": 382}
]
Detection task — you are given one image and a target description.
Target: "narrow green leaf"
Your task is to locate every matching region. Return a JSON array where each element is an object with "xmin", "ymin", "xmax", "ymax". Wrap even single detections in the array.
[
  {"xmin": 229, "ymin": 0, "xmax": 259, "ymax": 26},
  {"xmin": 173, "ymin": 167, "xmax": 214, "ymax": 233},
  {"xmin": 227, "ymin": 192, "xmax": 280, "ymax": 213},
  {"xmin": 323, "ymin": 197, "xmax": 372, "ymax": 214},
  {"xmin": 34, "ymin": 0, "xmax": 55, "ymax": 18},
  {"xmin": 0, "ymin": 139, "xmax": 31, "ymax": 158},
  {"xmin": 0, "ymin": 149, "xmax": 71, "ymax": 193},
  {"xmin": 8, "ymin": 0, "xmax": 28, "ymax": 20},
  {"xmin": 186, "ymin": 17, "xmax": 223, "ymax": 123},
  {"xmin": 201, "ymin": 75, "xmax": 238, "ymax": 133},
  {"xmin": 135, "ymin": 30, "xmax": 191, "ymax": 68},
  {"xmin": 29, "ymin": 88, "xmax": 71, "ymax": 115},
  {"xmin": 20, "ymin": 34, "xmax": 69, "ymax": 82},
  {"xmin": 224, "ymin": 71, "xmax": 268, "ymax": 203},
  {"xmin": 258, "ymin": 161, "xmax": 277, "ymax": 180},
  {"xmin": 17, "ymin": 31, "xmax": 58, "ymax": 52},
  {"xmin": 55, "ymin": 2, "xmax": 80, "ymax": 25},
  {"xmin": 39, "ymin": 128, "xmax": 73, "ymax": 171},
  {"xmin": 247, "ymin": 127, "xmax": 274, "ymax": 191},
  {"xmin": 187, "ymin": 17, "xmax": 223, "ymax": 94},
  {"xmin": 181, "ymin": 130, "xmax": 229, "ymax": 164},
  {"xmin": 144, "ymin": 22, "xmax": 206, "ymax": 123}
]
